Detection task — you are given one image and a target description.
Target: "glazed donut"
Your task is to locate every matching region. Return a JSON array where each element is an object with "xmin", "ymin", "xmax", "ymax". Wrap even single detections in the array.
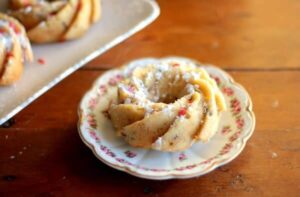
[
  {"xmin": 9, "ymin": 0, "xmax": 101, "ymax": 43},
  {"xmin": 108, "ymin": 59, "xmax": 227, "ymax": 151},
  {"xmin": 0, "ymin": 13, "xmax": 33, "ymax": 85}
]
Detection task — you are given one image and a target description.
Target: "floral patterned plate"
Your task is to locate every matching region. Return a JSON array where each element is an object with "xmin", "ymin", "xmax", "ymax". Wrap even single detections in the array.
[{"xmin": 78, "ymin": 57, "xmax": 255, "ymax": 180}]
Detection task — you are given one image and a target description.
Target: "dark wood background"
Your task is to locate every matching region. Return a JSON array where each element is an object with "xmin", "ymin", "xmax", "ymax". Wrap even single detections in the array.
[{"xmin": 1, "ymin": 0, "xmax": 300, "ymax": 196}]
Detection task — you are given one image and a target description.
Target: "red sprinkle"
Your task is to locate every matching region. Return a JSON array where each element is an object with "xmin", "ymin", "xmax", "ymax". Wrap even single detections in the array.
[
  {"xmin": 6, "ymin": 52, "xmax": 14, "ymax": 59},
  {"xmin": 37, "ymin": 58, "xmax": 46, "ymax": 65},
  {"xmin": 22, "ymin": 0, "xmax": 30, "ymax": 6},
  {"xmin": 9, "ymin": 21, "xmax": 21, "ymax": 34},
  {"xmin": 0, "ymin": 28, "xmax": 5, "ymax": 34},
  {"xmin": 178, "ymin": 108, "xmax": 187, "ymax": 116},
  {"xmin": 59, "ymin": 38, "xmax": 66, "ymax": 43},
  {"xmin": 77, "ymin": 1, "xmax": 82, "ymax": 11},
  {"xmin": 4, "ymin": 52, "xmax": 14, "ymax": 64}
]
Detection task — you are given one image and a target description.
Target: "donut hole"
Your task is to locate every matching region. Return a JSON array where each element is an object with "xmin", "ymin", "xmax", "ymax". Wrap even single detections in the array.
[
  {"xmin": 130, "ymin": 66, "xmax": 197, "ymax": 105},
  {"xmin": 156, "ymin": 93, "xmax": 180, "ymax": 104},
  {"xmin": 146, "ymin": 84, "xmax": 186, "ymax": 104},
  {"xmin": 143, "ymin": 72, "xmax": 193, "ymax": 104}
]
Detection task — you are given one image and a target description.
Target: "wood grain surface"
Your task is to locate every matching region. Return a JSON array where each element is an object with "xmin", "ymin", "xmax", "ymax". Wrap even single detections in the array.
[{"xmin": 1, "ymin": 0, "xmax": 300, "ymax": 196}]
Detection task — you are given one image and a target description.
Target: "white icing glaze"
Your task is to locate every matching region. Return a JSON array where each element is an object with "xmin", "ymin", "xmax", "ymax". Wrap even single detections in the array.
[
  {"xmin": 0, "ymin": 19, "xmax": 31, "ymax": 61},
  {"xmin": 154, "ymin": 72, "xmax": 162, "ymax": 80},
  {"xmin": 0, "ymin": 34, "xmax": 13, "ymax": 51},
  {"xmin": 124, "ymin": 98, "xmax": 132, "ymax": 104},
  {"xmin": 183, "ymin": 72, "xmax": 191, "ymax": 81},
  {"xmin": 23, "ymin": 6, "xmax": 33, "ymax": 13},
  {"xmin": 162, "ymin": 105, "xmax": 173, "ymax": 116},
  {"xmin": 185, "ymin": 84, "xmax": 195, "ymax": 94},
  {"xmin": 156, "ymin": 62, "xmax": 169, "ymax": 72},
  {"xmin": 0, "ymin": 21, "xmax": 13, "ymax": 51},
  {"xmin": 191, "ymin": 72, "xmax": 200, "ymax": 80},
  {"xmin": 151, "ymin": 137, "xmax": 162, "ymax": 149},
  {"xmin": 145, "ymin": 72, "xmax": 153, "ymax": 82},
  {"xmin": 174, "ymin": 73, "xmax": 180, "ymax": 82}
]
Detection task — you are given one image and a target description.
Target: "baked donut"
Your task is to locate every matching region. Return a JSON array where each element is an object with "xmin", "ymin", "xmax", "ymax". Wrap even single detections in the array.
[
  {"xmin": 0, "ymin": 13, "xmax": 33, "ymax": 85},
  {"xmin": 9, "ymin": 0, "xmax": 101, "ymax": 43},
  {"xmin": 108, "ymin": 59, "xmax": 227, "ymax": 151}
]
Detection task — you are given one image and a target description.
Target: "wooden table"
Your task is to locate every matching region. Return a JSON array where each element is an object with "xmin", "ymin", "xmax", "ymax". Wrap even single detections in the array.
[{"xmin": 1, "ymin": 0, "xmax": 300, "ymax": 196}]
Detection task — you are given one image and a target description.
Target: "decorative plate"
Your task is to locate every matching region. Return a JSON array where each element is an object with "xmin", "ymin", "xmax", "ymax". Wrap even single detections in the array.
[
  {"xmin": 0, "ymin": 0, "xmax": 160, "ymax": 125},
  {"xmin": 78, "ymin": 57, "xmax": 255, "ymax": 180}
]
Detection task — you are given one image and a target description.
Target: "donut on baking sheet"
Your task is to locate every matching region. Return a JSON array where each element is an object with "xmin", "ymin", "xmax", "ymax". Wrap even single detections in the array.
[
  {"xmin": 0, "ymin": 13, "xmax": 33, "ymax": 85},
  {"xmin": 108, "ymin": 60, "xmax": 227, "ymax": 152},
  {"xmin": 9, "ymin": 0, "xmax": 101, "ymax": 43}
]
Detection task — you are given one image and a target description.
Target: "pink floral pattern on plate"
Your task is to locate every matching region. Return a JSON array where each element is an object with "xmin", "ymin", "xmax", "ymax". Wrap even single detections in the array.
[
  {"xmin": 78, "ymin": 57, "xmax": 255, "ymax": 180},
  {"xmin": 179, "ymin": 153, "xmax": 187, "ymax": 161},
  {"xmin": 124, "ymin": 150, "xmax": 137, "ymax": 158}
]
